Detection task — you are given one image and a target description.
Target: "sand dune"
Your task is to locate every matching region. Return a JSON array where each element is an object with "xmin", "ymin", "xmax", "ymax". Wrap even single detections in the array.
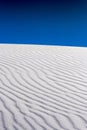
[{"xmin": 0, "ymin": 44, "xmax": 87, "ymax": 130}]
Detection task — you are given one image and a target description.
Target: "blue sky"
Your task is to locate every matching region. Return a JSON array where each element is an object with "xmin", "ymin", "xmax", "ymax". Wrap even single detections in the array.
[{"xmin": 0, "ymin": 0, "xmax": 87, "ymax": 47}]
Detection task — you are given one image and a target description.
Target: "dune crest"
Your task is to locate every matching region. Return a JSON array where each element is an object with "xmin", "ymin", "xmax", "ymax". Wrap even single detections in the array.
[{"xmin": 0, "ymin": 44, "xmax": 87, "ymax": 130}]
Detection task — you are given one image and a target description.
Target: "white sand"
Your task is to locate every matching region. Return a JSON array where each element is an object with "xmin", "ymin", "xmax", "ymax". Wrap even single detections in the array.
[{"xmin": 0, "ymin": 44, "xmax": 87, "ymax": 130}]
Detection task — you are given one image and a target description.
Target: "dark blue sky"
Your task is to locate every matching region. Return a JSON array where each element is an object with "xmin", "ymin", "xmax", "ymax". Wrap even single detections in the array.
[{"xmin": 0, "ymin": 0, "xmax": 87, "ymax": 47}]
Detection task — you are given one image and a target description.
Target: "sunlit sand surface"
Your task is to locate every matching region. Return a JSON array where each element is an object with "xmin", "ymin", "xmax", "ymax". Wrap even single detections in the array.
[{"xmin": 0, "ymin": 44, "xmax": 87, "ymax": 130}]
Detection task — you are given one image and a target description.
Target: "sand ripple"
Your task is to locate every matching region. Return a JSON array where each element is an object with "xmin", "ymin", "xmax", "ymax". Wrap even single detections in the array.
[{"xmin": 0, "ymin": 44, "xmax": 87, "ymax": 130}]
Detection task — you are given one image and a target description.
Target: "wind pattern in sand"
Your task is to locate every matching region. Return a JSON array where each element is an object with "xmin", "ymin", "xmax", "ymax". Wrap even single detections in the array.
[{"xmin": 0, "ymin": 44, "xmax": 87, "ymax": 130}]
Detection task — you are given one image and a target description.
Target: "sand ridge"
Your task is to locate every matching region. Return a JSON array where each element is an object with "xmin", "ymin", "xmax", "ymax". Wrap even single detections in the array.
[{"xmin": 0, "ymin": 44, "xmax": 87, "ymax": 130}]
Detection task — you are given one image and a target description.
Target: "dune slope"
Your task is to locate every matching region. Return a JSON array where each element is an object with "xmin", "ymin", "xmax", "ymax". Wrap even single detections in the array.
[{"xmin": 0, "ymin": 44, "xmax": 87, "ymax": 130}]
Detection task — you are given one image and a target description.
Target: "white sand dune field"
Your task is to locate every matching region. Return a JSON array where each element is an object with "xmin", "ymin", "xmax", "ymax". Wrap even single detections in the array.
[{"xmin": 0, "ymin": 44, "xmax": 87, "ymax": 130}]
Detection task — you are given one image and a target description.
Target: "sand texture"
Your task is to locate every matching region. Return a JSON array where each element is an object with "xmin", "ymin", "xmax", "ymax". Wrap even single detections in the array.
[{"xmin": 0, "ymin": 44, "xmax": 87, "ymax": 130}]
